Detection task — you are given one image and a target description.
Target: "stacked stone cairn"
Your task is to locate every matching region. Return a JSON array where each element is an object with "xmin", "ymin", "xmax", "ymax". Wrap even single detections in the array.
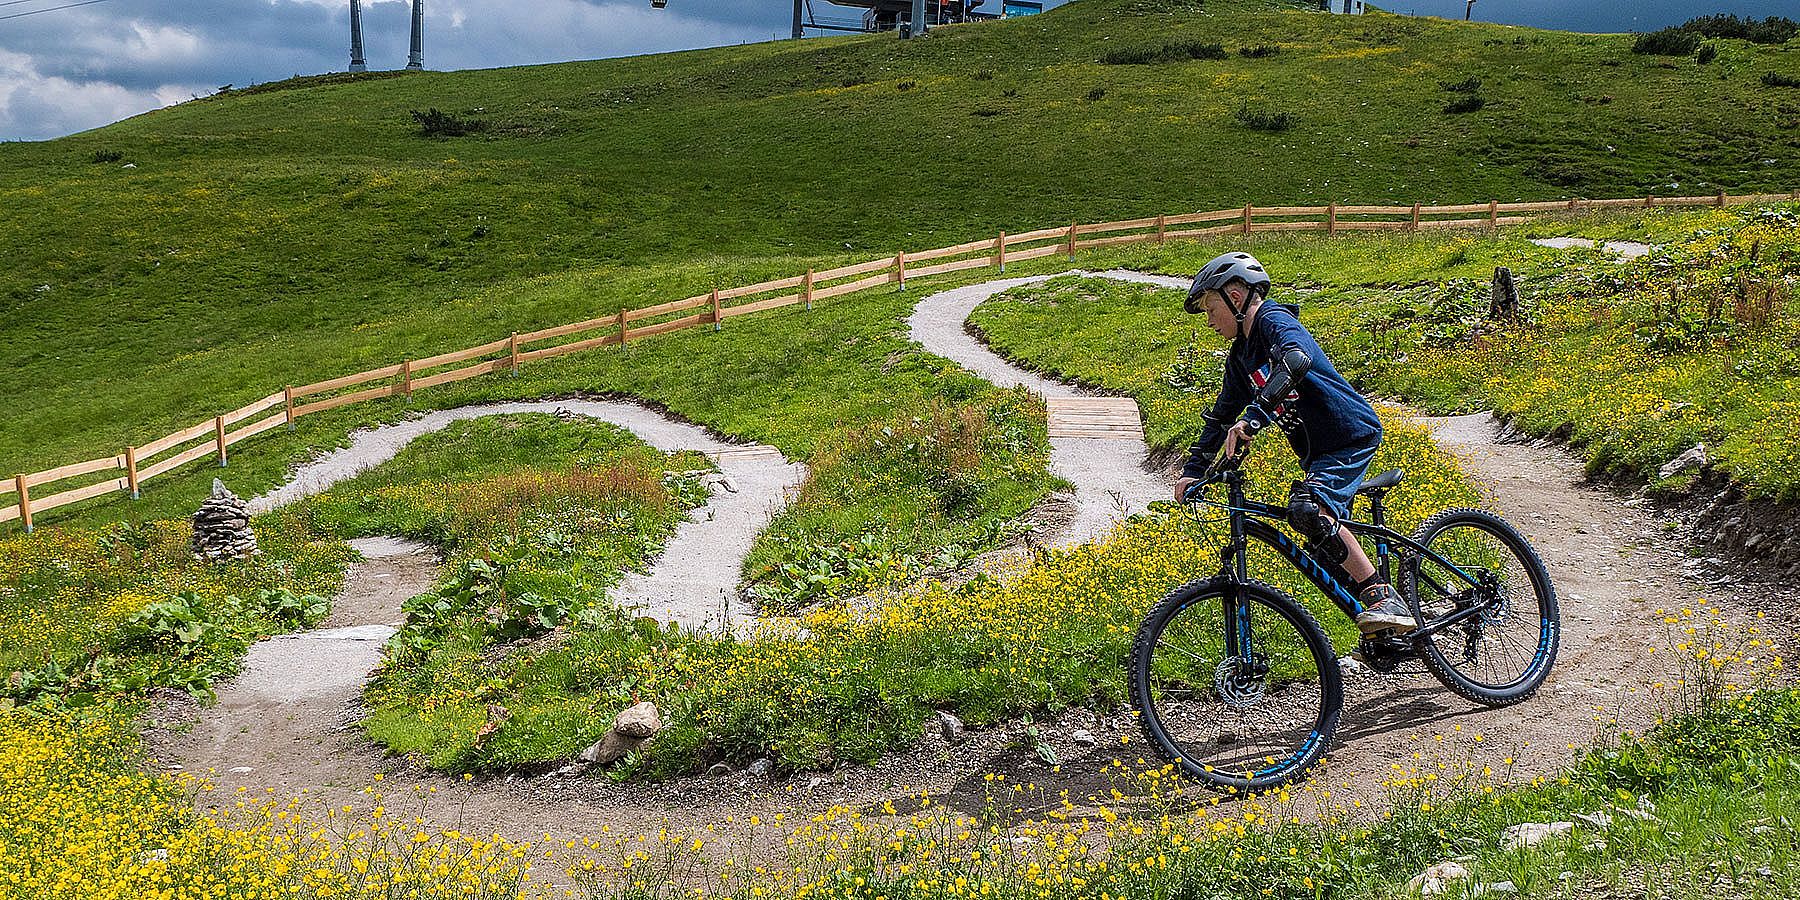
[{"xmin": 192, "ymin": 479, "xmax": 258, "ymax": 561}]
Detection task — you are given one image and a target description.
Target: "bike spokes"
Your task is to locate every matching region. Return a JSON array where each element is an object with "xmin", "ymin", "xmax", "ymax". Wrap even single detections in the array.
[
  {"xmin": 1410, "ymin": 520, "xmax": 1551, "ymax": 692},
  {"xmin": 1142, "ymin": 593, "xmax": 1330, "ymax": 784}
]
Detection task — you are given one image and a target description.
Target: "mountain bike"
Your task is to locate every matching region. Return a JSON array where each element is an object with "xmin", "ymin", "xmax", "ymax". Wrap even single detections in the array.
[{"xmin": 1128, "ymin": 448, "xmax": 1559, "ymax": 792}]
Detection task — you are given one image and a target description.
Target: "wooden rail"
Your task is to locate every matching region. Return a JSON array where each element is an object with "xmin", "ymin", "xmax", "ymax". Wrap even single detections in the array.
[{"xmin": 5, "ymin": 188, "xmax": 1795, "ymax": 530}]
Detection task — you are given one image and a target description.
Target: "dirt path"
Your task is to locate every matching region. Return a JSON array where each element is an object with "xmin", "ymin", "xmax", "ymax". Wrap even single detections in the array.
[
  {"xmin": 154, "ymin": 275, "xmax": 1783, "ymax": 882},
  {"xmin": 906, "ymin": 270, "xmax": 1185, "ymax": 544},
  {"xmin": 1529, "ymin": 236, "xmax": 1653, "ymax": 259},
  {"xmin": 247, "ymin": 398, "xmax": 804, "ymax": 630}
]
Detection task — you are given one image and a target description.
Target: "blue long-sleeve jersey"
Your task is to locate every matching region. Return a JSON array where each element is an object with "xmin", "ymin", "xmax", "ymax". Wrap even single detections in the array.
[{"xmin": 1181, "ymin": 302, "xmax": 1382, "ymax": 478}]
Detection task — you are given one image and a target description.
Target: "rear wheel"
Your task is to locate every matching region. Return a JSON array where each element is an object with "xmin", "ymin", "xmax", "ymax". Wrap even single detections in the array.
[
  {"xmin": 1399, "ymin": 508, "xmax": 1559, "ymax": 706},
  {"xmin": 1129, "ymin": 578, "xmax": 1342, "ymax": 792}
]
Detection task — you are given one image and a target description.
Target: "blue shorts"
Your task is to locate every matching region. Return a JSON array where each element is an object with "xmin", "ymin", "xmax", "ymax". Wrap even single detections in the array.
[{"xmin": 1301, "ymin": 441, "xmax": 1379, "ymax": 522}]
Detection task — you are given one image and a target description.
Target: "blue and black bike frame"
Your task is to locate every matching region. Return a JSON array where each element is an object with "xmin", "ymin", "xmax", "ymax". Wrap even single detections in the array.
[{"xmin": 1207, "ymin": 467, "xmax": 1499, "ymax": 661}]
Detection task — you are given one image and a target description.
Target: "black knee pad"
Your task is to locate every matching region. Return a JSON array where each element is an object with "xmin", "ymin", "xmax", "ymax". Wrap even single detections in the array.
[{"xmin": 1287, "ymin": 484, "xmax": 1346, "ymax": 564}]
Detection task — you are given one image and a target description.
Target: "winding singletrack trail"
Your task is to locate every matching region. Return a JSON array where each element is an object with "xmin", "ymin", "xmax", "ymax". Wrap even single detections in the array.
[
  {"xmin": 152, "ymin": 274, "xmax": 1782, "ymax": 877},
  {"xmin": 248, "ymin": 398, "xmax": 805, "ymax": 629},
  {"xmin": 907, "ymin": 270, "xmax": 1186, "ymax": 544}
]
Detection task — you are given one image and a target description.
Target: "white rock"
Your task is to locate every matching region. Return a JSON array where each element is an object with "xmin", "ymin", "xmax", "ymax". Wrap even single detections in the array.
[
  {"xmin": 1658, "ymin": 443, "xmax": 1708, "ymax": 480},
  {"xmin": 227, "ymin": 766, "xmax": 254, "ymax": 774},
  {"xmin": 613, "ymin": 701, "xmax": 662, "ymax": 738},
  {"xmin": 1501, "ymin": 821, "xmax": 1574, "ymax": 849},
  {"xmin": 745, "ymin": 757, "xmax": 772, "ymax": 777},
  {"xmin": 1473, "ymin": 881, "xmax": 1518, "ymax": 896},
  {"xmin": 1071, "ymin": 729, "xmax": 1096, "ymax": 746},
  {"xmin": 1405, "ymin": 861, "xmax": 1471, "ymax": 896},
  {"xmin": 1573, "ymin": 810, "xmax": 1613, "ymax": 829}
]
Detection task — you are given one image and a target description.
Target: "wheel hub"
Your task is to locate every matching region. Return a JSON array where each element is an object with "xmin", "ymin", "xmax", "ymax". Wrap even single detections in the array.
[{"xmin": 1214, "ymin": 656, "xmax": 1267, "ymax": 708}]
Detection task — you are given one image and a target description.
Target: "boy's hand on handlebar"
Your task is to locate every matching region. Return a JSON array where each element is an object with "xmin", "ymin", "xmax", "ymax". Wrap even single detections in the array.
[
  {"xmin": 1174, "ymin": 477, "xmax": 1202, "ymax": 502},
  {"xmin": 1222, "ymin": 420, "xmax": 1257, "ymax": 458}
]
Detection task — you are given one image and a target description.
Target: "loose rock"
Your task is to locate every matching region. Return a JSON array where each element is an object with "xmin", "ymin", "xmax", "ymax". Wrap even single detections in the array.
[
  {"xmin": 1501, "ymin": 821, "xmax": 1574, "ymax": 849},
  {"xmin": 579, "ymin": 701, "xmax": 663, "ymax": 765},
  {"xmin": 936, "ymin": 710, "xmax": 966, "ymax": 743},
  {"xmin": 1406, "ymin": 861, "xmax": 1471, "ymax": 896},
  {"xmin": 1658, "ymin": 443, "xmax": 1708, "ymax": 480}
]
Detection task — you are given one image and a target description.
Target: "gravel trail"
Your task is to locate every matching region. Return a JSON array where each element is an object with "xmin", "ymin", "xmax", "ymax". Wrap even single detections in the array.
[
  {"xmin": 153, "ymin": 274, "xmax": 1785, "ymax": 881},
  {"xmin": 906, "ymin": 269, "xmax": 1187, "ymax": 545},
  {"xmin": 247, "ymin": 398, "xmax": 805, "ymax": 630}
]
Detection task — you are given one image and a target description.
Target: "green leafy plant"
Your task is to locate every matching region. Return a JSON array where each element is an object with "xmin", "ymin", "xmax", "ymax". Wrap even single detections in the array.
[
  {"xmin": 410, "ymin": 108, "xmax": 488, "ymax": 137},
  {"xmin": 1101, "ymin": 40, "xmax": 1226, "ymax": 65},
  {"xmin": 1232, "ymin": 102, "xmax": 1294, "ymax": 132},
  {"xmin": 1633, "ymin": 27, "xmax": 1702, "ymax": 56}
]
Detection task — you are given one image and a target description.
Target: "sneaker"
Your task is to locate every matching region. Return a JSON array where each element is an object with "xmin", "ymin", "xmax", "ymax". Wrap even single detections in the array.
[{"xmin": 1355, "ymin": 585, "xmax": 1418, "ymax": 635}]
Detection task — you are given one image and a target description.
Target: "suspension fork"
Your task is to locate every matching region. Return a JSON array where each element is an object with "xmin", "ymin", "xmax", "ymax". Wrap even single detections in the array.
[{"xmin": 1222, "ymin": 472, "xmax": 1253, "ymax": 662}]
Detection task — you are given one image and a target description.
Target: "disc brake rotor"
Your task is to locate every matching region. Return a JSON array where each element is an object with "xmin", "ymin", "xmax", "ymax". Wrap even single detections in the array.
[{"xmin": 1214, "ymin": 656, "xmax": 1267, "ymax": 708}]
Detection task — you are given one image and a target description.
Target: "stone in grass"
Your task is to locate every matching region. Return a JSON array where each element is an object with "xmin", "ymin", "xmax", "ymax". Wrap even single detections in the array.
[
  {"xmin": 1500, "ymin": 821, "xmax": 1574, "ymax": 850},
  {"xmin": 1658, "ymin": 443, "xmax": 1708, "ymax": 480},
  {"xmin": 936, "ymin": 710, "xmax": 966, "ymax": 743},
  {"xmin": 1405, "ymin": 861, "xmax": 1470, "ymax": 896},
  {"xmin": 579, "ymin": 701, "xmax": 663, "ymax": 766},
  {"xmin": 745, "ymin": 757, "xmax": 772, "ymax": 778}
]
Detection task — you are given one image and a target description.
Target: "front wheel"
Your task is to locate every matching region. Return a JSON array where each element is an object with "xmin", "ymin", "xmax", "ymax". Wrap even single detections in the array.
[
  {"xmin": 1129, "ymin": 578, "xmax": 1342, "ymax": 792},
  {"xmin": 1400, "ymin": 507, "xmax": 1559, "ymax": 707}
]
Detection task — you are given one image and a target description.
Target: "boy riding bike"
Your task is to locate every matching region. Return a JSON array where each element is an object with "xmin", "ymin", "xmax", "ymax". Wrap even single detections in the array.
[{"xmin": 1172, "ymin": 252, "xmax": 1415, "ymax": 635}]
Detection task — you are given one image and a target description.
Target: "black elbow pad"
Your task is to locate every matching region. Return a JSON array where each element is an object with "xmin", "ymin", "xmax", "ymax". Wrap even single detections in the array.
[{"xmin": 1281, "ymin": 347, "xmax": 1313, "ymax": 381}]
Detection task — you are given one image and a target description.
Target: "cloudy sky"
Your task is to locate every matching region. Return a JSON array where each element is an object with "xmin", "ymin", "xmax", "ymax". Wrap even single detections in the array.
[{"xmin": 0, "ymin": 0, "xmax": 1793, "ymax": 142}]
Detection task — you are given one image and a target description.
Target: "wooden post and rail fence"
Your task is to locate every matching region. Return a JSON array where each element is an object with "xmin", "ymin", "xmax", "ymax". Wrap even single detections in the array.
[{"xmin": 4, "ymin": 188, "xmax": 1794, "ymax": 531}]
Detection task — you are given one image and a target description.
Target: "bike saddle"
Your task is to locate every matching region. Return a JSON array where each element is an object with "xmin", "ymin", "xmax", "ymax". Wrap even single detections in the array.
[{"xmin": 1356, "ymin": 469, "xmax": 1404, "ymax": 496}]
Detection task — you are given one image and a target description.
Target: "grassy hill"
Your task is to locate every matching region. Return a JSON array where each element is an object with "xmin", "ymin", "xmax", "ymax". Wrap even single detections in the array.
[{"xmin": 3, "ymin": 0, "xmax": 1798, "ymax": 487}]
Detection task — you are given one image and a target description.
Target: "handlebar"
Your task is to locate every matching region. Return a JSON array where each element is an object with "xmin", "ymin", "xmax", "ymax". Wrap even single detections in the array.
[{"xmin": 1182, "ymin": 443, "xmax": 1251, "ymax": 502}]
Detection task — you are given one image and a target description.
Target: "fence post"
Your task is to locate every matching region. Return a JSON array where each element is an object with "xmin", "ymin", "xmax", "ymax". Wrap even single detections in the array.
[
  {"xmin": 896, "ymin": 250, "xmax": 907, "ymax": 290},
  {"xmin": 803, "ymin": 269, "xmax": 815, "ymax": 310},
  {"xmin": 1156, "ymin": 214, "xmax": 1167, "ymax": 244},
  {"xmin": 996, "ymin": 232, "xmax": 1007, "ymax": 272},
  {"xmin": 1066, "ymin": 221, "xmax": 1077, "ymax": 260},
  {"xmin": 1645, "ymin": 195, "xmax": 1655, "ymax": 208},
  {"xmin": 284, "ymin": 386, "xmax": 296, "ymax": 429},
  {"xmin": 1242, "ymin": 203, "xmax": 1253, "ymax": 235},
  {"xmin": 1716, "ymin": 189, "xmax": 1727, "ymax": 208},
  {"xmin": 400, "ymin": 359, "xmax": 414, "ymax": 401},
  {"xmin": 1327, "ymin": 202, "xmax": 1337, "ymax": 236},
  {"xmin": 13, "ymin": 475, "xmax": 28, "ymax": 533},
  {"xmin": 215, "ymin": 416, "xmax": 228, "ymax": 467},
  {"xmin": 1410, "ymin": 202, "xmax": 1421, "ymax": 231},
  {"xmin": 617, "ymin": 308, "xmax": 629, "ymax": 346},
  {"xmin": 710, "ymin": 288, "xmax": 723, "ymax": 330},
  {"xmin": 508, "ymin": 332, "xmax": 521, "ymax": 374},
  {"xmin": 125, "ymin": 447, "xmax": 140, "ymax": 499},
  {"xmin": 1488, "ymin": 199, "xmax": 1498, "ymax": 230},
  {"xmin": 1568, "ymin": 198, "xmax": 1579, "ymax": 212}
]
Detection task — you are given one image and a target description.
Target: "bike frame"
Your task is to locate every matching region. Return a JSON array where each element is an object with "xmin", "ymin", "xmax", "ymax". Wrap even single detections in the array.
[{"xmin": 1205, "ymin": 469, "xmax": 1497, "ymax": 661}]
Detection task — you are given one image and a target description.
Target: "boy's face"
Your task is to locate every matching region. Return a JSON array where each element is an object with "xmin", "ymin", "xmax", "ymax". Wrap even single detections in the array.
[{"xmin": 1197, "ymin": 282, "xmax": 1253, "ymax": 339}]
